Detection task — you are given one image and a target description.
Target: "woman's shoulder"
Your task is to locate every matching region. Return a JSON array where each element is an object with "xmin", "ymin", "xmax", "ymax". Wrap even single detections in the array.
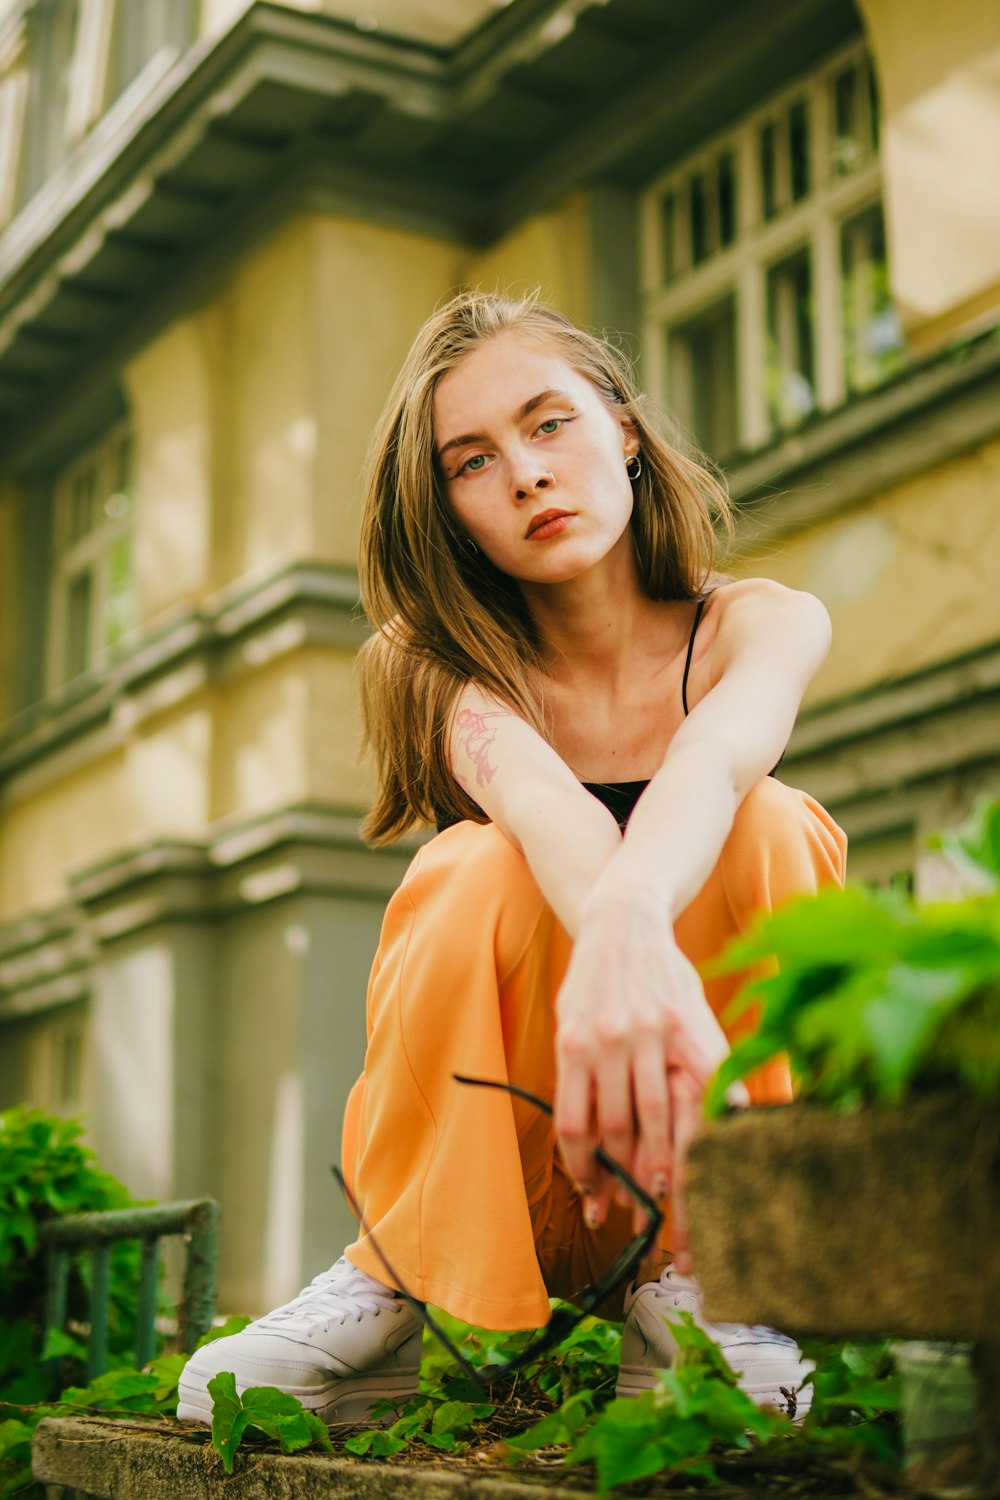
[
  {"xmin": 701, "ymin": 578, "xmax": 831, "ymax": 678},
  {"xmin": 703, "ymin": 576, "xmax": 828, "ymax": 630}
]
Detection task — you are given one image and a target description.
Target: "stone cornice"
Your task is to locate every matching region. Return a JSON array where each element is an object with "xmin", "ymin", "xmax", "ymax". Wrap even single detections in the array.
[
  {"xmin": 0, "ymin": 560, "xmax": 366, "ymax": 788},
  {"xmin": 783, "ymin": 637, "xmax": 1000, "ymax": 831},
  {"xmin": 729, "ymin": 331, "xmax": 1000, "ymax": 546},
  {"xmin": 0, "ymin": 798, "xmax": 419, "ymax": 1019}
]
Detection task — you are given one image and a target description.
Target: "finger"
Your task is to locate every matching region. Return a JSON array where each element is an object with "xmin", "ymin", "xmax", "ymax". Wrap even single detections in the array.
[
  {"xmin": 594, "ymin": 1047, "xmax": 636, "ymax": 1217},
  {"xmin": 630, "ymin": 1138, "xmax": 666, "ymax": 1234},
  {"xmin": 665, "ymin": 995, "xmax": 731, "ymax": 1087},
  {"xmin": 555, "ymin": 1043, "xmax": 599, "ymax": 1199},
  {"xmin": 667, "ymin": 1068, "xmax": 704, "ymax": 1275},
  {"xmin": 631, "ymin": 1043, "xmax": 672, "ymax": 1201}
]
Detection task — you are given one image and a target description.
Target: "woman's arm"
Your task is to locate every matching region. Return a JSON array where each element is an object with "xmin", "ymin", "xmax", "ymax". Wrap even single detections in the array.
[
  {"xmin": 447, "ymin": 681, "xmax": 623, "ymax": 937},
  {"xmin": 600, "ymin": 578, "xmax": 832, "ymax": 918},
  {"xmin": 554, "ymin": 579, "xmax": 833, "ymax": 1254}
]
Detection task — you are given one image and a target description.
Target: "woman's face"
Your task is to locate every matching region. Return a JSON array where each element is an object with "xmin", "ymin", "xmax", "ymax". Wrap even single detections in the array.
[{"xmin": 432, "ymin": 330, "xmax": 637, "ymax": 586}]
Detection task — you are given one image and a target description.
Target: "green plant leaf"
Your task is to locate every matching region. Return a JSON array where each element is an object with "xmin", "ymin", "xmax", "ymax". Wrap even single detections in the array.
[
  {"xmin": 418, "ymin": 1430, "xmax": 461, "ymax": 1451},
  {"xmin": 195, "ymin": 1316, "xmax": 252, "ymax": 1348},
  {"xmin": 207, "ymin": 1372, "xmax": 252, "ymax": 1475},
  {"xmin": 345, "ymin": 1428, "xmax": 408, "ymax": 1457},
  {"xmin": 40, "ymin": 1328, "xmax": 87, "ymax": 1365},
  {"xmin": 430, "ymin": 1398, "xmax": 484, "ymax": 1436}
]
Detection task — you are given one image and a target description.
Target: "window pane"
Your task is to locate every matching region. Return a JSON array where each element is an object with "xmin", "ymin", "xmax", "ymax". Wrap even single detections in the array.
[
  {"xmin": 841, "ymin": 203, "xmax": 905, "ymax": 393},
  {"xmin": 104, "ymin": 534, "xmax": 133, "ymax": 651},
  {"xmin": 717, "ymin": 152, "xmax": 736, "ymax": 246},
  {"xmin": 661, "ymin": 193, "xmax": 677, "ymax": 281},
  {"xmin": 788, "ymin": 100, "xmax": 810, "ymax": 201},
  {"xmin": 689, "ymin": 173, "xmax": 709, "ymax": 263},
  {"xmin": 833, "ymin": 63, "xmax": 864, "ymax": 174},
  {"xmin": 668, "ymin": 296, "xmax": 738, "ymax": 461},
  {"xmin": 766, "ymin": 249, "xmax": 815, "ymax": 431},
  {"xmin": 866, "ymin": 57, "xmax": 881, "ymax": 151},
  {"xmin": 59, "ymin": 1025, "xmax": 83, "ymax": 1106},
  {"xmin": 64, "ymin": 571, "xmax": 91, "ymax": 680},
  {"xmin": 27, "ymin": 0, "xmax": 79, "ymax": 193},
  {"xmin": 70, "ymin": 464, "xmax": 96, "ymax": 541},
  {"xmin": 760, "ymin": 121, "xmax": 778, "ymax": 219}
]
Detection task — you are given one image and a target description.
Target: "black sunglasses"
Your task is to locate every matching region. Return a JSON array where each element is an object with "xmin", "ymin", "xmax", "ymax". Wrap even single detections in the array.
[{"xmin": 330, "ymin": 1073, "xmax": 664, "ymax": 1389}]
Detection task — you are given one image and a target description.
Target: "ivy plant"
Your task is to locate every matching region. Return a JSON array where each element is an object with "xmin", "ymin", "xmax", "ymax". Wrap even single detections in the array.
[
  {"xmin": 705, "ymin": 796, "xmax": 1000, "ymax": 1114},
  {"xmin": 0, "ymin": 1107, "xmax": 158, "ymax": 1406}
]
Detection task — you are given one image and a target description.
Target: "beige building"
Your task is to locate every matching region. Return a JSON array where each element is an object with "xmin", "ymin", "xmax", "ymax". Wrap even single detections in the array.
[{"xmin": 0, "ymin": 0, "xmax": 997, "ymax": 1312}]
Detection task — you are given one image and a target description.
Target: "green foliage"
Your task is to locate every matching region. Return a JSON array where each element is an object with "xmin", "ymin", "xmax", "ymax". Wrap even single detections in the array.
[
  {"xmin": 507, "ymin": 1313, "xmax": 787, "ymax": 1491},
  {"xmin": 0, "ymin": 1355, "xmax": 186, "ymax": 1499},
  {"xmin": 705, "ymin": 798, "xmax": 1000, "ymax": 1114},
  {"xmin": 0, "ymin": 1106, "xmax": 152, "ymax": 1404},
  {"xmin": 506, "ymin": 1318, "xmax": 900, "ymax": 1493},
  {"xmin": 200, "ymin": 1308, "xmax": 899, "ymax": 1492},
  {"xmin": 420, "ymin": 1304, "xmax": 621, "ymax": 1404},
  {"xmin": 208, "ymin": 1371, "xmax": 333, "ymax": 1474},
  {"xmin": 344, "ymin": 1394, "xmax": 494, "ymax": 1459},
  {"xmin": 801, "ymin": 1337, "xmax": 901, "ymax": 1465}
]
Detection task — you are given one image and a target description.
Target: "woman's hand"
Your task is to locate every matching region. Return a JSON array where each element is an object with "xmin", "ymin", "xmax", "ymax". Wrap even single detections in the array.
[{"xmin": 554, "ymin": 886, "xmax": 732, "ymax": 1270}]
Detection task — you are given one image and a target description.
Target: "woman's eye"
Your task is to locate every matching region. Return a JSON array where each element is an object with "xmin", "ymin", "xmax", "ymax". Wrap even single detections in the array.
[
  {"xmin": 537, "ymin": 418, "xmax": 562, "ymax": 435},
  {"xmin": 458, "ymin": 453, "xmax": 488, "ymax": 475}
]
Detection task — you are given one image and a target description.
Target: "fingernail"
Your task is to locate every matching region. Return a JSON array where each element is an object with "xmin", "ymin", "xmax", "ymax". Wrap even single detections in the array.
[
  {"xmin": 584, "ymin": 1197, "xmax": 603, "ymax": 1229},
  {"xmin": 653, "ymin": 1174, "xmax": 669, "ymax": 1199}
]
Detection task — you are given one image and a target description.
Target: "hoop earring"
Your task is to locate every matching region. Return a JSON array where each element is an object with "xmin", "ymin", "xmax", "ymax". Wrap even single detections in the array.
[
  {"xmin": 463, "ymin": 536, "xmax": 479, "ymax": 558},
  {"xmin": 625, "ymin": 454, "xmax": 642, "ymax": 482}
]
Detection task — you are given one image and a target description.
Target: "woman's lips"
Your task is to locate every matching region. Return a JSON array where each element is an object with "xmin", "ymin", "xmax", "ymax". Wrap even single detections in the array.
[{"xmin": 526, "ymin": 510, "xmax": 574, "ymax": 540}]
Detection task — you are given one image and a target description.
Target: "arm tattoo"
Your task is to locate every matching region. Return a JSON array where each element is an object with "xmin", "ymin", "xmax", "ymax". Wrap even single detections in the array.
[{"xmin": 454, "ymin": 709, "xmax": 503, "ymax": 788}]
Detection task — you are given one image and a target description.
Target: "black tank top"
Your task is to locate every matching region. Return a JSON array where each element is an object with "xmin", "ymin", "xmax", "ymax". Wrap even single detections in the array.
[
  {"xmin": 582, "ymin": 594, "xmax": 783, "ymax": 832},
  {"xmin": 436, "ymin": 594, "xmax": 782, "ymax": 834}
]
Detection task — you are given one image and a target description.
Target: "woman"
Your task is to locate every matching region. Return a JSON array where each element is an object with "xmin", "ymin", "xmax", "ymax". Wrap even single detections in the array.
[{"xmin": 178, "ymin": 291, "xmax": 846, "ymax": 1427}]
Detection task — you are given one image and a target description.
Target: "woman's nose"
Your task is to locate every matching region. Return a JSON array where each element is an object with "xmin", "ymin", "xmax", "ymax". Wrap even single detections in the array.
[{"xmin": 510, "ymin": 456, "xmax": 554, "ymax": 501}]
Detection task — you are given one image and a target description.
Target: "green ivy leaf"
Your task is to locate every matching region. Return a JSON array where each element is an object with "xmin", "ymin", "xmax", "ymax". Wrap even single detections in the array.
[
  {"xmin": 345, "ymin": 1428, "xmax": 408, "ymax": 1457},
  {"xmin": 418, "ymin": 1430, "xmax": 461, "ymax": 1451},
  {"xmin": 207, "ymin": 1372, "xmax": 254, "ymax": 1475},
  {"xmin": 430, "ymin": 1398, "xmax": 483, "ymax": 1436}
]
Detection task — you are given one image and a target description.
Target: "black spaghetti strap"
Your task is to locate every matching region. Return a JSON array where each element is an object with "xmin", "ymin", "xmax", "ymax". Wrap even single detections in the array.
[{"xmin": 681, "ymin": 597, "xmax": 708, "ymax": 716}]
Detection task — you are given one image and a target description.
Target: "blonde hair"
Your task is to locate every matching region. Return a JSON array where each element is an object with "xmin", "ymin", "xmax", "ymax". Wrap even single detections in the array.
[{"xmin": 358, "ymin": 289, "xmax": 733, "ymax": 844}]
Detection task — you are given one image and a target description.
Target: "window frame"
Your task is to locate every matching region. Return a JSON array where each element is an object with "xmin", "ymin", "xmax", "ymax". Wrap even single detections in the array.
[
  {"xmin": 47, "ymin": 420, "xmax": 134, "ymax": 692},
  {"xmin": 640, "ymin": 39, "xmax": 892, "ymax": 458}
]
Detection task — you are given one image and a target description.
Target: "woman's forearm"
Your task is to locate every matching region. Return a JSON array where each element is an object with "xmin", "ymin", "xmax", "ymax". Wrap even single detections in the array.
[
  {"xmin": 511, "ymin": 784, "xmax": 623, "ymax": 938},
  {"xmin": 583, "ymin": 741, "xmax": 740, "ymax": 925}
]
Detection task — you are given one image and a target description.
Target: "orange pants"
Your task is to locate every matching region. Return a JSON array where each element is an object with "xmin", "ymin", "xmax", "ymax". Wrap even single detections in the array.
[{"xmin": 343, "ymin": 777, "xmax": 846, "ymax": 1330}]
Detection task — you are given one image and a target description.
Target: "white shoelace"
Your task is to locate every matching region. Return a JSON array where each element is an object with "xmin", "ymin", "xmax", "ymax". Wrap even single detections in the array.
[
  {"xmin": 254, "ymin": 1257, "xmax": 403, "ymax": 1337},
  {"xmin": 653, "ymin": 1266, "xmax": 797, "ymax": 1349}
]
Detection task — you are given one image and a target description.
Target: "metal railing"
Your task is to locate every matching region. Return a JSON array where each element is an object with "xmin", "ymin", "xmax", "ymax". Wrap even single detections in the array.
[{"xmin": 40, "ymin": 1198, "xmax": 220, "ymax": 1379}]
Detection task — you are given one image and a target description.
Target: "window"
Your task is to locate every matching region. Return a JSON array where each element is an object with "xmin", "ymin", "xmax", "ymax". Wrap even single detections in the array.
[
  {"xmin": 0, "ymin": 18, "xmax": 31, "ymax": 228},
  {"xmin": 49, "ymin": 423, "xmax": 135, "ymax": 688},
  {"xmin": 642, "ymin": 42, "xmax": 906, "ymax": 460},
  {"xmin": 20, "ymin": 0, "xmax": 80, "ymax": 203},
  {"xmin": 6, "ymin": 0, "xmax": 193, "ymax": 219}
]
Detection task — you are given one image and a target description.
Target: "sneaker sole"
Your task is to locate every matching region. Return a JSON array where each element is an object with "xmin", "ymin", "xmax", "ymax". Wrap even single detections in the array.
[
  {"xmin": 616, "ymin": 1366, "xmax": 813, "ymax": 1420},
  {"xmin": 176, "ymin": 1372, "xmax": 420, "ymax": 1428}
]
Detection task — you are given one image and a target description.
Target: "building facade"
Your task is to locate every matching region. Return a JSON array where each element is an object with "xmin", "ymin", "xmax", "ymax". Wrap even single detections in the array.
[{"xmin": 1, "ymin": 0, "xmax": 998, "ymax": 1312}]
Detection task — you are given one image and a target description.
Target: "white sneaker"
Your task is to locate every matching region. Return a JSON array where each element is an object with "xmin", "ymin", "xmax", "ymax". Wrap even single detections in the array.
[
  {"xmin": 176, "ymin": 1256, "xmax": 422, "ymax": 1426},
  {"xmin": 616, "ymin": 1264, "xmax": 813, "ymax": 1419}
]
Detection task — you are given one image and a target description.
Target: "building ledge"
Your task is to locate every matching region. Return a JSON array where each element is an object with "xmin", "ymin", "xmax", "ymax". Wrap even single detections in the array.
[
  {"xmin": 0, "ymin": 559, "xmax": 364, "ymax": 790},
  {"xmin": 728, "ymin": 327, "xmax": 1000, "ymax": 545}
]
